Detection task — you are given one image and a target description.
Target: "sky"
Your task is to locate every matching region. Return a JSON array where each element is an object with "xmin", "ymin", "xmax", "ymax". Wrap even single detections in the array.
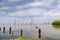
[{"xmin": 0, "ymin": 0, "xmax": 60, "ymax": 24}]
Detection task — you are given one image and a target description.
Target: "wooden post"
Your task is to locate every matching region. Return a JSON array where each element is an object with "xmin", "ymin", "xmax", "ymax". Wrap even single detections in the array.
[
  {"xmin": 3, "ymin": 27, "xmax": 5, "ymax": 33},
  {"xmin": 21, "ymin": 29, "xmax": 23, "ymax": 37},
  {"xmin": 0, "ymin": 27, "xmax": 1, "ymax": 31},
  {"xmin": 38, "ymin": 29, "xmax": 41, "ymax": 38},
  {"xmin": 9, "ymin": 27, "xmax": 12, "ymax": 34}
]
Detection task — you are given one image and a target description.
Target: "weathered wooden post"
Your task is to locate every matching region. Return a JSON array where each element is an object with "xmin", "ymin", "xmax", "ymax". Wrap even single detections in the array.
[
  {"xmin": 3, "ymin": 27, "xmax": 5, "ymax": 33},
  {"xmin": 9, "ymin": 27, "xmax": 12, "ymax": 34},
  {"xmin": 38, "ymin": 29, "xmax": 41, "ymax": 38},
  {"xmin": 0, "ymin": 27, "xmax": 1, "ymax": 31},
  {"xmin": 21, "ymin": 29, "xmax": 23, "ymax": 37}
]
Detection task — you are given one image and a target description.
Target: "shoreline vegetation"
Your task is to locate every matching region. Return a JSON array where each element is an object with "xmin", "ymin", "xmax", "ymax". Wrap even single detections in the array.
[
  {"xmin": 52, "ymin": 20, "xmax": 60, "ymax": 25},
  {"xmin": 52, "ymin": 20, "xmax": 60, "ymax": 29}
]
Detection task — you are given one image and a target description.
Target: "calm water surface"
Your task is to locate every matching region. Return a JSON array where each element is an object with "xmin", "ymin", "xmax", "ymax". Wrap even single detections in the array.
[{"xmin": 0, "ymin": 24, "xmax": 60, "ymax": 40}]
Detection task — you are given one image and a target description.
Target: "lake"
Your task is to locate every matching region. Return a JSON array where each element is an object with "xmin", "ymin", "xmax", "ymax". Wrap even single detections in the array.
[{"xmin": 0, "ymin": 24, "xmax": 60, "ymax": 40}]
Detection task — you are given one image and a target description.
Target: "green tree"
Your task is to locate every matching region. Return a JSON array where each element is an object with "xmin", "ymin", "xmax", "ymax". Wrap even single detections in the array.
[
  {"xmin": 52, "ymin": 20, "xmax": 60, "ymax": 30},
  {"xmin": 52, "ymin": 20, "xmax": 60, "ymax": 25}
]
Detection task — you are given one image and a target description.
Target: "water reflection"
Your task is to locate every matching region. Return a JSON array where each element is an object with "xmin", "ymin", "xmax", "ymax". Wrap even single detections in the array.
[
  {"xmin": 52, "ymin": 25, "xmax": 60, "ymax": 30},
  {"xmin": 41, "ymin": 25, "xmax": 60, "ymax": 40},
  {"xmin": 0, "ymin": 24, "xmax": 60, "ymax": 40}
]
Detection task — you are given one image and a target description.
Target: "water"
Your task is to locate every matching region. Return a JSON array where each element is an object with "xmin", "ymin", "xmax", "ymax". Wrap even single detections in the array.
[
  {"xmin": 40, "ymin": 25, "xmax": 60, "ymax": 40},
  {"xmin": 0, "ymin": 24, "xmax": 60, "ymax": 40}
]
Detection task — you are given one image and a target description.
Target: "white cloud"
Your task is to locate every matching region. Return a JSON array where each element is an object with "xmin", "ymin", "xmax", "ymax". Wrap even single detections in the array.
[
  {"xmin": 25, "ymin": 8, "xmax": 46, "ymax": 16},
  {"xmin": 8, "ymin": 7, "xmax": 60, "ymax": 18},
  {"xmin": 15, "ymin": 1, "xmax": 44, "ymax": 8},
  {"xmin": 3, "ymin": 0, "xmax": 60, "ymax": 18},
  {"xmin": 0, "ymin": 11, "xmax": 6, "ymax": 15},
  {"xmin": 0, "ymin": 3, "xmax": 5, "ymax": 6},
  {"xmin": 25, "ymin": 0, "xmax": 54, "ymax": 7},
  {"xmin": 7, "ymin": 0, "xmax": 21, "ymax": 2},
  {"xmin": 8, "ymin": 0, "xmax": 60, "ymax": 17},
  {"xmin": 9, "ymin": 10, "xmax": 26, "ymax": 16},
  {"xmin": 0, "ymin": 7, "xmax": 11, "ymax": 10},
  {"xmin": 9, "ymin": 8, "xmax": 48, "ymax": 16},
  {"xmin": 57, "ymin": 4, "xmax": 60, "ymax": 8},
  {"xmin": 44, "ymin": 11, "xmax": 60, "ymax": 17},
  {"xmin": 57, "ymin": 0, "xmax": 60, "ymax": 2},
  {"xmin": 16, "ymin": 6, "xmax": 23, "ymax": 9},
  {"xmin": 25, "ymin": 2, "xmax": 42, "ymax": 7},
  {"xmin": 15, "ymin": 0, "xmax": 55, "ymax": 9}
]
